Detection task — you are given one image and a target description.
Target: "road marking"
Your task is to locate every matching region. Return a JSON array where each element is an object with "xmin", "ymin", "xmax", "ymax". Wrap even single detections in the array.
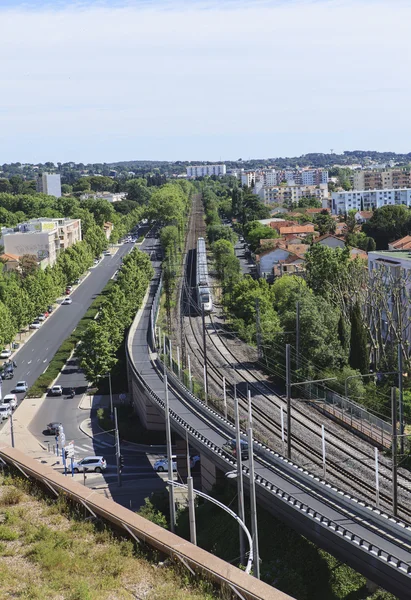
[
  {"xmin": 27, "ymin": 360, "xmax": 32, "ymax": 364},
  {"xmin": 42, "ymin": 367, "xmax": 48, "ymax": 374},
  {"xmin": 43, "ymin": 359, "xmax": 47, "ymax": 363},
  {"xmin": 27, "ymin": 370, "xmax": 31, "ymax": 375}
]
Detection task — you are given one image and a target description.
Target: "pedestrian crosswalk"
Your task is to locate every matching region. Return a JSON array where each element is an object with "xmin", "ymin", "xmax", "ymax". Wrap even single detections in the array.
[{"xmin": 73, "ymin": 439, "xmax": 115, "ymax": 455}]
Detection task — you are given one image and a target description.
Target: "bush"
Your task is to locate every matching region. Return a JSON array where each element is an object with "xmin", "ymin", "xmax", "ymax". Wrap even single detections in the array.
[
  {"xmin": 0, "ymin": 525, "xmax": 19, "ymax": 541},
  {"xmin": 0, "ymin": 487, "xmax": 23, "ymax": 506}
]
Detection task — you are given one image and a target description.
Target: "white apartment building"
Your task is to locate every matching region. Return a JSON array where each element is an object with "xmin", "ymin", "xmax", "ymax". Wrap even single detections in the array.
[
  {"xmin": 301, "ymin": 169, "xmax": 329, "ymax": 186},
  {"xmin": 36, "ymin": 173, "xmax": 62, "ymax": 197},
  {"xmin": 260, "ymin": 184, "xmax": 329, "ymax": 206},
  {"xmin": 332, "ymin": 188, "xmax": 411, "ymax": 214},
  {"xmin": 186, "ymin": 164, "xmax": 226, "ymax": 178},
  {"xmin": 0, "ymin": 218, "xmax": 81, "ymax": 267},
  {"xmin": 80, "ymin": 192, "xmax": 127, "ymax": 203}
]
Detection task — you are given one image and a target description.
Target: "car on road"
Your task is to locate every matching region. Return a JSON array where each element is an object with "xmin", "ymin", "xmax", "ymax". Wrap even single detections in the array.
[
  {"xmin": 0, "ymin": 349, "xmax": 12, "ymax": 359},
  {"xmin": 62, "ymin": 297, "xmax": 72, "ymax": 305},
  {"xmin": 49, "ymin": 385, "xmax": 63, "ymax": 396},
  {"xmin": 2, "ymin": 394, "xmax": 18, "ymax": 410},
  {"xmin": 29, "ymin": 320, "xmax": 42, "ymax": 329},
  {"xmin": 153, "ymin": 458, "xmax": 177, "ymax": 473},
  {"xmin": 72, "ymin": 456, "xmax": 107, "ymax": 473},
  {"xmin": 0, "ymin": 405, "xmax": 11, "ymax": 420},
  {"xmin": 222, "ymin": 438, "xmax": 249, "ymax": 461},
  {"xmin": 14, "ymin": 381, "xmax": 28, "ymax": 393},
  {"xmin": 1, "ymin": 367, "xmax": 14, "ymax": 380},
  {"xmin": 46, "ymin": 422, "xmax": 62, "ymax": 435},
  {"xmin": 103, "ymin": 250, "xmax": 111, "ymax": 256}
]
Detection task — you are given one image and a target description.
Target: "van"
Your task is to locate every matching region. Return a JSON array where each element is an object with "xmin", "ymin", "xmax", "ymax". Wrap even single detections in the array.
[{"xmin": 2, "ymin": 394, "xmax": 17, "ymax": 410}]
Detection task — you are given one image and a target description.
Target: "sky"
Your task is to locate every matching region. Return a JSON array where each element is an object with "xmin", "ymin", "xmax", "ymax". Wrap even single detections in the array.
[{"xmin": 0, "ymin": 0, "xmax": 410, "ymax": 163}]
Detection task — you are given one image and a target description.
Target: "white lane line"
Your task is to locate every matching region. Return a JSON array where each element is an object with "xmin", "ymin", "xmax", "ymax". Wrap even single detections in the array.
[
  {"xmin": 42, "ymin": 367, "xmax": 48, "ymax": 374},
  {"xmin": 27, "ymin": 370, "xmax": 31, "ymax": 375},
  {"xmin": 43, "ymin": 359, "xmax": 47, "ymax": 363},
  {"xmin": 82, "ymin": 444, "xmax": 94, "ymax": 451},
  {"xmin": 27, "ymin": 360, "xmax": 32, "ymax": 364}
]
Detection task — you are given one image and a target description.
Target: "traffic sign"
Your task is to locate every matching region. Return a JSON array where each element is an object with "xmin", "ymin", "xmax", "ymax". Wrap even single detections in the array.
[{"xmin": 65, "ymin": 441, "xmax": 75, "ymax": 458}]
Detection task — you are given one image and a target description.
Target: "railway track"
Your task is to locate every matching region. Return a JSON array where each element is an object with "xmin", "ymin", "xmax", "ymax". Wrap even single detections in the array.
[{"xmin": 179, "ymin": 195, "xmax": 411, "ymax": 522}]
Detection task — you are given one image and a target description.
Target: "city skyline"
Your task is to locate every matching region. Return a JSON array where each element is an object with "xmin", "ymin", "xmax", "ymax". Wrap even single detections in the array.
[{"xmin": 1, "ymin": 0, "xmax": 410, "ymax": 163}]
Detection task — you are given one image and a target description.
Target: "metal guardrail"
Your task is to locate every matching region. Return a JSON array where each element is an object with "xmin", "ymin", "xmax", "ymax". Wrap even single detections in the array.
[{"xmin": 125, "ymin": 279, "xmax": 411, "ymax": 594}]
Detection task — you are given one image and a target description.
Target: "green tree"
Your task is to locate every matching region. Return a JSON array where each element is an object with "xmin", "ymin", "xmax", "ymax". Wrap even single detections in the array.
[
  {"xmin": 349, "ymin": 302, "xmax": 369, "ymax": 374},
  {"xmin": 313, "ymin": 212, "xmax": 337, "ymax": 236},
  {"xmin": 84, "ymin": 225, "xmax": 108, "ymax": 257},
  {"xmin": 304, "ymin": 244, "xmax": 350, "ymax": 297},
  {"xmin": 363, "ymin": 205, "xmax": 411, "ymax": 249},
  {"xmin": 125, "ymin": 179, "xmax": 151, "ymax": 205},
  {"xmin": 76, "ymin": 322, "xmax": 117, "ymax": 384},
  {"xmin": 0, "ymin": 301, "xmax": 16, "ymax": 346}
]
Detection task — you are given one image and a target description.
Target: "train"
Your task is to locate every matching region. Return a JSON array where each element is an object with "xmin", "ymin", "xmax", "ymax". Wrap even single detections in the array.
[{"xmin": 196, "ymin": 237, "xmax": 213, "ymax": 313}]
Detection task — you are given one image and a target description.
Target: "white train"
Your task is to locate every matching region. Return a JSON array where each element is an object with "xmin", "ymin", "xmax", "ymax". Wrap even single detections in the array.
[{"xmin": 196, "ymin": 237, "xmax": 213, "ymax": 313}]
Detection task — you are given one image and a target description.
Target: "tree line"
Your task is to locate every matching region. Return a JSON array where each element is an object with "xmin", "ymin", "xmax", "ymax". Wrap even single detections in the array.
[{"xmin": 76, "ymin": 248, "xmax": 154, "ymax": 384}]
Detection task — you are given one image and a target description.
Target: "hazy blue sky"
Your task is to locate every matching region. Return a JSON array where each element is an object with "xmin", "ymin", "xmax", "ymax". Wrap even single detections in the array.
[{"xmin": 1, "ymin": 0, "xmax": 410, "ymax": 163}]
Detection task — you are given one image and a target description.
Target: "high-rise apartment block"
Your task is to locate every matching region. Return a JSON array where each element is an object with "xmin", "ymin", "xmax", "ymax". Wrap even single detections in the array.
[
  {"xmin": 240, "ymin": 168, "xmax": 328, "ymax": 188},
  {"xmin": 36, "ymin": 173, "xmax": 62, "ymax": 197},
  {"xmin": 353, "ymin": 169, "xmax": 411, "ymax": 191},
  {"xmin": 332, "ymin": 189, "xmax": 411, "ymax": 214},
  {"xmin": 186, "ymin": 164, "xmax": 226, "ymax": 178}
]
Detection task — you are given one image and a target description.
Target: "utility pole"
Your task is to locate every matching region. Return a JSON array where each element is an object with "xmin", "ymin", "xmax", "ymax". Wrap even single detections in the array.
[
  {"xmin": 391, "ymin": 387, "xmax": 398, "ymax": 517},
  {"xmin": 108, "ymin": 372, "xmax": 113, "ymax": 419},
  {"xmin": 164, "ymin": 372, "xmax": 176, "ymax": 532},
  {"xmin": 247, "ymin": 390, "xmax": 260, "ymax": 579},
  {"xmin": 177, "ymin": 346, "xmax": 181, "ymax": 379},
  {"xmin": 187, "ymin": 354, "xmax": 192, "ymax": 391},
  {"xmin": 234, "ymin": 385, "xmax": 245, "ymax": 565},
  {"xmin": 296, "ymin": 301, "xmax": 300, "ymax": 371},
  {"xmin": 186, "ymin": 433, "xmax": 197, "ymax": 545},
  {"xmin": 10, "ymin": 409, "xmax": 14, "ymax": 448},
  {"xmin": 286, "ymin": 344, "xmax": 292, "ymax": 459},
  {"xmin": 398, "ymin": 343, "xmax": 404, "ymax": 455},
  {"xmin": 222, "ymin": 376, "xmax": 227, "ymax": 420},
  {"xmin": 114, "ymin": 407, "xmax": 122, "ymax": 487},
  {"xmin": 255, "ymin": 298, "xmax": 262, "ymax": 361},
  {"xmin": 201, "ymin": 303, "xmax": 208, "ymax": 404}
]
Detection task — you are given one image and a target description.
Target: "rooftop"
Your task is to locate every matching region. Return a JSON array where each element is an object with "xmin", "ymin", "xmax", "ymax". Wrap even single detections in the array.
[{"xmin": 370, "ymin": 250, "xmax": 411, "ymax": 261}]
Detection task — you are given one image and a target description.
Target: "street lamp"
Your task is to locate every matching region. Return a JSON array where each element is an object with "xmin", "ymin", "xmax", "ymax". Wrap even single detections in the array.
[{"xmin": 167, "ymin": 480, "xmax": 254, "ymax": 576}]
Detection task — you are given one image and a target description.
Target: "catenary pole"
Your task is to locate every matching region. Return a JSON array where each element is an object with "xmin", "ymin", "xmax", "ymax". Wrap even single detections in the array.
[
  {"xmin": 247, "ymin": 390, "xmax": 260, "ymax": 579},
  {"xmin": 391, "ymin": 386, "xmax": 398, "ymax": 516},
  {"xmin": 164, "ymin": 372, "xmax": 176, "ymax": 531},
  {"xmin": 286, "ymin": 344, "xmax": 292, "ymax": 459},
  {"xmin": 234, "ymin": 385, "xmax": 245, "ymax": 565}
]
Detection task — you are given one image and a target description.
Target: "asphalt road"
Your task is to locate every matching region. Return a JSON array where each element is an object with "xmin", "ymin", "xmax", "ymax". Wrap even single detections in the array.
[{"xmin": 0, "ymin": 242, "xmax": 136, "ymax": 403}]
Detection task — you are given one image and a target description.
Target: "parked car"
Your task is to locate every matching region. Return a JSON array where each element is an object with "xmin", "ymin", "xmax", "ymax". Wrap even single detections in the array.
[
  {"xmin": 153, "ymin": 458, "xmax": 177, "ymax": 473},
  {"xmin": 72, "ymin": 456, "xmax": 107, "ymax": 473},
  {"xmin": 222, "ymin": 439, "xmax": 249, "ymax": 461},
  {"xmin": 1, "ymin": 368, "xmax": 14, "ymax": 380},
  {"xmin": 29, "ymin": 321, "xmax": 41, "ymax": 329},
  {"xmin": 46, "ymin": 422, "xmax": 62, "ymax": 435},
  {"xmin": 37, "ymin": 313, "xmax": 47, "ymax": 322},
  {"xmin": 14, "ymin": 381, "xmax": 28, "ymax": 393},
  {"xmin": 49, "ymin": 385, "xmax": 63, "ymax": 396},
  {"xmin": 103, "ymin": 250, "xmax": 111, "ymax": 256},
  {"xmin": 73, "ymin": 278, "xmax": 81, "ymax": 285},
  {"xmin": 0, "ymin": 349, "xmax": 12, "ymax": 359},
  {"xmin": 0, "ymin": 405, "xmax": 11, "ymax": 420},
  {"xmin": 2, "ymin": 394, "xmax": 18, "ymax": 410},
  {"xmin": 62, "ymin": 297, "xmax": 72, "ymax": 305},
  {"xmin": 47, "ymin": 305, "xmax": 54, "ymax": 313}
]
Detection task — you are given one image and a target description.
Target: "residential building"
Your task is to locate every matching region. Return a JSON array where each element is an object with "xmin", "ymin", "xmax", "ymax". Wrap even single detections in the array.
[
  {"xmin": 0, "ymin": 217, "xmax": 81, "ymax": 268},
  {"xmin": 0, "ymin": 253, "xmax": 20, "ymax": 272},
  {"xmin": 259, "ymin": 183, "xmax": 329, "ymax": 207},
  {"xmin": 315, "ymin": 234, "xmax": 346, "ymax": 249},
  {"xmin": 353, "ymin": 169, "xmax": 411, "ymax": 190},
  {"xmin": 36, "ymin": 173, "xmax": 62, "ymax": 197},
  {"xmin": 103, "ymin": 222, "xmax": 114, "ymax": 240},
  {"xmin": 186, "ymin": 164, "xmax": 226, "ymax": 178},
  {"xmin": 332, "ymin": 189, "xmax": 411, "ymax": 214},
  {"xmin": 388, "ymin": 236, "xmax": 411, "ymax": 251},
  {"xmin": 80, "ymin": 192, "xmax": 126, "ymax": 203},
  {"xmin": 301, "ymin": 169, "xmax": 329, "ymax": 186},
  {"xmin": 256, "ymin": 242, "xmax": 306, "ymax": 278},
  {"xmin": 278, "ymin": 224, "xmax": 315, "ymax": 239},
  {"xmin": 355, "ymin": 210, "xmax": 373, "ymax": 224}
]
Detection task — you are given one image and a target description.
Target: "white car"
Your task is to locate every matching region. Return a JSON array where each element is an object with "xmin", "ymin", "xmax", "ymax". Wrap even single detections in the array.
[
  {"xmin": 14, "ymin": 381, "xmax": 28, "ymax": 393},
  {"xmin": 0, "ymin": 349, "xmax": 12, "ymax": 359},
  {"xmin": 153, "ymin": 458, "xmax": 177, "ymax": 473},
  {"xmin": 30, "ymin": 321, "xmax": 41, "ymax": 329},
  {"xmin": 37, "ymin": 314, "xmax": 47, "ymax": 322},
  {"xmin": 72, "ymin": 456, "xmax": 107, "ymax": 473},
  {"xmin": 0, "ymin": 405, "xmax": 11, "ymax": 420},
  {"xmin": 62, "ymin": 297, "xmax": 72, "ymax": 305},
  {"xmin": 49, "ymin": 385, "xmax": 63, "ymax": 396},
  {"xmin": 2, "ymin": 394, "xmax": 17, "ymax": 410}
]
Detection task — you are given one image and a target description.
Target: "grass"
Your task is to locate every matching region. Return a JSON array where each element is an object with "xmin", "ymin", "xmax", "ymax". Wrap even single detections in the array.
[
  {"xmin": 0, "ymin": 472, "xmax": 222, "ymax": 600},
  {"xmin": 27, "ymin": 281, "xmax": 115, "ymax": 398}
]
